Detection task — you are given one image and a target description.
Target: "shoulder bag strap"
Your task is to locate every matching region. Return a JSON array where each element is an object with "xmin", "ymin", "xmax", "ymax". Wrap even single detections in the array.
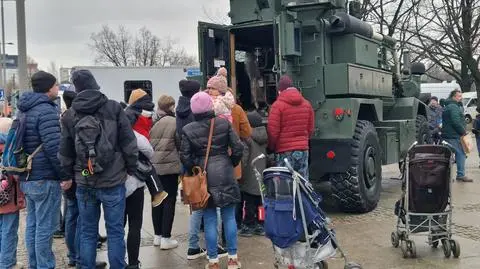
[{"xmin": 203, "ymin": 118, "xmax": 215, "ymax": 172}]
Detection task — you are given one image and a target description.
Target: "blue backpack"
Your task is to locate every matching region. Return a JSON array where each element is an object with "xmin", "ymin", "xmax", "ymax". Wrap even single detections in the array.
[{"xmin": 2, "ymin": 112, "xmax": 42, "ymax": 176}]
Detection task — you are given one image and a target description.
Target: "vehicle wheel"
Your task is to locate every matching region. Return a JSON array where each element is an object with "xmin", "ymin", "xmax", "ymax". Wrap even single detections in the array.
[
  {"xmin": 450, "ymin": 239, "xmax": 460, "ymax": 258},
  {"xmin": 465, "ymin": 115, "xmax": 472, "ymax": 124},
  {"xmin": 330, "ymin": 120, "xmax": 382, "ymax": 213},
  {"xmin": 416, "ymin": 115, "xmax": 431, "ymax": 144},
  {"xmin": 432, "ymin": 240, "xmax": 439, "ymax": 248},
  {"xmin": 401, "ymin": 240, "xmax": 409, "ymax": 258},
  {"xmin": 391, "ymin": 232, "xmax": 400, "ymax": 248},
  {"xmin": 315, "ymin": 261, "xmax": 328, "ymax": 269},
  {"xmin": 408, "ymin": 240, "xmax": 417, "ymax": 258},
  {"xmin": 344, "ymin": 262, "xmax": 362, "ymax": 269},
  {"xmin": 442, "ymin": 239, "xmax": 451, "ymax": 258}
]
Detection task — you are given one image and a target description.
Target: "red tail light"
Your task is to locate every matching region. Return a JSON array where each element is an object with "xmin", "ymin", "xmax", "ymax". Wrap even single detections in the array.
[{"xmin": 327, "ymin": 150, "xmax": 336, "ymax": 159}]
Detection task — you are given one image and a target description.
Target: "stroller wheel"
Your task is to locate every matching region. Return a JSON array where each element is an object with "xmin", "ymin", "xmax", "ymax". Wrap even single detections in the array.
[
  {"xmin": 450, "ymin": 239, "xmax": 460, "ymax": 258},
  {"xmin": 442, "ymin": 239, "xmax": 451, "ymax": 258},
  {"xmin": 315, "ymin": 261, "xmax": 328, "ymax": 269},
  {"xmin": 400, "ymin": 241, "xmax": 409, "ymax": 258},
  {"xmin": 344, "ymin": 262, "xmax": 362, "ymax": 269},
  {"xmin": 391, "ymin": 232, "xmax": 400, "ymax": 248},
  {"xmin": 431, "ymin": 240, "xmax": 439, "ymax": 248},
  {"xmin": 407, "ymin": 240, "xmax": 417, "ymax": 258}
]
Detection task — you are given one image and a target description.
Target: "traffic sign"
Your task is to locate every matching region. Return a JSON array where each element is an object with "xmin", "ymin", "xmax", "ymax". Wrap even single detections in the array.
[{"xmin": 186, "ymin": 67, "xmax": 202, "ymax": 77}]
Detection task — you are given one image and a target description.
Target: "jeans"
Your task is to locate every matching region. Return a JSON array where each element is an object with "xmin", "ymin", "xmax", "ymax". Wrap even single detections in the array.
[
  {"xmin": 204, "ymin": 205, "xmax": 237, "ymax": 260},
  {"xmin": 65, "ymin": 197, "xmax": 80, "ymax": 265},
  {"xmin": 276, "ymin": 150, "xmax": 309, "ymax": 179},
  {"xmin": 0, "ymin": 212, "xmax": 20, "ymax": 268},
  {"xmin": 20, "ymin": 180, "xmax": 61, "ymax": 269},
  {"xmin": 445, "ymin": 138, "xmax": 466, "ymax": 177},
  {"xmin": 188, "ymin": 210, "xmax": 204, "ymax": 249},
  {"xmin": 77, "ymin": 184, "xmax": 126, "ymax": 269}
]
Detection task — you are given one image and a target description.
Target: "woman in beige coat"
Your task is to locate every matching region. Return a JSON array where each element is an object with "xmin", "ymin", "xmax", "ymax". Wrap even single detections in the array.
[{"xmin": 150, "ymin": 95, "xmax": 182, "ymax": 250}]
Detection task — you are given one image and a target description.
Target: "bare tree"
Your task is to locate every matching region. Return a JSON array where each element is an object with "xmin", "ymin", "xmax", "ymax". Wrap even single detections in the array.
[
  {"xmin": 48, "ymin": 61, "xmax": 59, "ymax": 79},
  {"xmin": 408, "ymin": 0, "xmax": 480, "ymax": 93},
  {"xmin": 89, "ymin": 25, "xmax": 197, "ymax": 67}
]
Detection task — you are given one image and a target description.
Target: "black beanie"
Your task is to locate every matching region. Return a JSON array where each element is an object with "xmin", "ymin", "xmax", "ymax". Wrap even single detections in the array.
[
  {"xmin": 247, "ymin": 111, "xmax": 263, "ymax": 128},
  {"xmin": 31, "ymin": 71, "xmax": 57, "ymax": 93},
  {"xmin": 179, "ymin": 80, "xmax": 200, "ymax": 98}
]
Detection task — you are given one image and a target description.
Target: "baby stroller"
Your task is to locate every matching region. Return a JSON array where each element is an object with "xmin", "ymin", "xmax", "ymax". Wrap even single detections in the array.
[
  {"xmin": 252, "ymin": 154, "xmax": 361, "ymax": 269},
  {"xmin": 392, "ymin": 141, "xmax": 460, "ymax": 259}
]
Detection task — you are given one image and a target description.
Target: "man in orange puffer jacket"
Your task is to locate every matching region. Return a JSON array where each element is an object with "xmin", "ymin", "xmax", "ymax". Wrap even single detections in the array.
[{"xmin": 267, "ymin": 75, "xmax": 315, "ymax": 179}]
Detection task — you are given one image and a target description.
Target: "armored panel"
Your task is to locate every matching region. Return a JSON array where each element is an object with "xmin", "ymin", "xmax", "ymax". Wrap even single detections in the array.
[
  {"xmin": 324, "ymin": 63, "xmax": 393, "ymax": 97},
  {"xmin": 332, "ymin": 34, "xmax": 379, "ymax": 68},
  {"xmin": 375, "ymin": 120, "xmax": 415, "ymax": 165},
  {"xmin": 229, "ymin": 0, "xmax": 274, "ymax": 25}
]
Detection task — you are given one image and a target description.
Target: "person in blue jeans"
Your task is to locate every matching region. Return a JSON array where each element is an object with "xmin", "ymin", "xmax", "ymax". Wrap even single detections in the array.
[
  {"xmin": 17, "ymin": 71, "xmax": 72, "ymax": 269},
  {"xmin": 442, "ymin": 89, "xmax": 472, "ymax": 182},
  {"xmin": 0, "ymin": 118, "xmax": 25, "ymax": 269},
  {"xmin": 180, "ymin": 92, "xmax": 244, "ymax": 269},
  {"xmin": 59, "ymin": 70, "xmax": 138, "ymax": 269}
]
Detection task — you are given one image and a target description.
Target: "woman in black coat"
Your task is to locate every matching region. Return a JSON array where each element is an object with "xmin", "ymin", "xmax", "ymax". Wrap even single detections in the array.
[{"xmin": 180, "ymin": 92, "xmax": 243, "ymax": 269}]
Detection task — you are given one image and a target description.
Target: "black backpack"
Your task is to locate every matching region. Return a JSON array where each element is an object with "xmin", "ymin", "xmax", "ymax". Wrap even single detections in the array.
[{"xmin": 72, "ymin": 110, "xmax": 115, "ymax": 177}]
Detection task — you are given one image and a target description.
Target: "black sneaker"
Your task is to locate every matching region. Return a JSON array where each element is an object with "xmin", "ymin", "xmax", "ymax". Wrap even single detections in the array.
[
  {"xmin": 95, "ymin": 261, "xmax": 107, "ymax": 269},
  {"xmin": 187, "ymin": 248, "xmax": 206, "ymax": 260},
  {"xmin": 239, "ymin": 226, "xmax": 254, "ymax": 237},
  {"xmin": 253, "ymin": 224, "xmax": 265, "ymax": 236},
  {"xmin": 217, "ymin": 245, "xmax": 228, "ymax": 258}
]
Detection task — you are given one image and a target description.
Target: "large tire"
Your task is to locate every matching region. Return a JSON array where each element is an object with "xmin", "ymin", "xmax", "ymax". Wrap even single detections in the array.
[
  {"xmin": 330, "ymin": 120, "xmax": 382, "ymax": 213},
  {"xmin": 416, "ymin": 115, "xmax": 431, "ymax": 144}
]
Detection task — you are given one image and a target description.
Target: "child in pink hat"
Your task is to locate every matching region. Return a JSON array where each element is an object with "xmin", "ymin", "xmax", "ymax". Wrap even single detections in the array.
[{"xmin": 206, "ymin": 75, "xmax": 234, "ymax": 123}]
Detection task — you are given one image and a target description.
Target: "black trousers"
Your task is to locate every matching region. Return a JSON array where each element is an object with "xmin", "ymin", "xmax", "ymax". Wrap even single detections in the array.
[
  {"xmin": 124, "ymin": 187, "xmax": 145, "ymax": 266},
  {"xmin": 152, "ymin": 174, "xmax": 178, "ymax": 238},
  {"xmin": 242, "ymin": 192, "xmax": 263, "ymax": 227}
]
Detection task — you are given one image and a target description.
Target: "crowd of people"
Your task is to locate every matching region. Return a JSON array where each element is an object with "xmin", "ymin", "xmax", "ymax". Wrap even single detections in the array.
[
  {"xmin": 428, "ymin": 89, "xmax": 477, "ymax": 182},
  {"xmin": 0, "ymin": 67, "xmax": 315, "ymax": 269}
]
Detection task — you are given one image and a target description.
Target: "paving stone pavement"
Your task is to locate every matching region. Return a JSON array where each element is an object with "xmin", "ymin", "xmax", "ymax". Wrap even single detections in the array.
[{"xmin": 16, "ymin": 136, "xmax": 480, "ymax": 268}]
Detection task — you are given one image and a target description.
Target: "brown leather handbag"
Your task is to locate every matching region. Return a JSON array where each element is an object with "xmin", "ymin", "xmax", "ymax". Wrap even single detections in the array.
[{"xmin": 182, "ymin": 119, "xmax": 214, "ymax": 211}]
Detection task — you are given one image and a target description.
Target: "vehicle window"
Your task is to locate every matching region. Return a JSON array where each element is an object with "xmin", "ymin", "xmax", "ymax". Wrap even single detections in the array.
[
  {"xmin": 468, "ymin": 98, "xmax": 477, "ymax": 107},
  {"xmin": 124, "ymin": 80, "xmax": 153, "ymax": 103},
  {"xmin": 462, "ymin": 98, "xmax": 470, "ymax": 106}
]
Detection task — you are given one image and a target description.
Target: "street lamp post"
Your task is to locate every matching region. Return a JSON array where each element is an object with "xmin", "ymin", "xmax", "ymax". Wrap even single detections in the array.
[{"xmin": 16, "ymin": 0, "xmax": 28, "ymax": 93}]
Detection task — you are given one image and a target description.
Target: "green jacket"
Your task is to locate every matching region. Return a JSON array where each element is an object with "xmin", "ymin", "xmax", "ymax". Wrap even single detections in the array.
[{"xmin": 441, "ymin": 99, "xmax": 466, "ymax": 139}]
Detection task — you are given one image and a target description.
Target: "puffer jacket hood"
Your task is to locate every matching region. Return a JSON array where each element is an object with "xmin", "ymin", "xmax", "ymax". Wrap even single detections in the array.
[
  {"xmin": 18, "ymin": 92, "xmax": 56, "ymax": 112},
  {"xmin": 176, "ymin": 96, "xmax": 192, "ymax": 119},
  {"xmin": 251, "ymin": 126, "xmax": 268, "ymax": 146},
  {"xmin": 71, "ymin": 90, "xmax": 108, "ymax": 114},
  {"xmin": 71, "ymin": 70, "xmax": 100, "ymax": 93},
  {"xmin": 277, "ymin": 88, "xmax": 304, "ymax": 106}
]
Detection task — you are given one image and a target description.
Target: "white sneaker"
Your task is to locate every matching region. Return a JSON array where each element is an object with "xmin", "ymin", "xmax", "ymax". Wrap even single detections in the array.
[
  {"xmin": 153, "ymin": 235, "xmax": 162, "ymax": 247},
  {"xmin": 160, "ymin": 237, "xmax": 178, "ymax": 250}
]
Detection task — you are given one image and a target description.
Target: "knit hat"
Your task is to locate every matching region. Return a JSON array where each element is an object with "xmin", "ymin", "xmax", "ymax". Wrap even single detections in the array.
[
  {"xmin": 179, "ymin": 80, "xmax": 200, "ymax": 98},
  {"xmin": 157, "ymin": 95, "xmax": 175, "ymax": 112},
  {"xmin": 207, "ymin": 76, "xmax": 228, "ymax": 94},
  {"xmin": 217, "ymin": 67, "xmax": 228, "ymax": 78},
  {"xmin": 190, "ymin": 92, "xmax": 213, "ymax": 114},
  {"xmin": 128, "ymin": 89, "xmax": 148, "ymax": 105},
  {"xmin": 247, "ymin": 111, "xmax": 263, "ymax": 128},
  {"xmin": 71, "ymin": 70, "xmax": 100, "ymax": 93},
  {"xmin": 278, "ymin": 75, "xmax": 293, "ymax": 92},
  {"xmin": 31, "ymin": 71, "xmax": 57, "ymax": 93}
]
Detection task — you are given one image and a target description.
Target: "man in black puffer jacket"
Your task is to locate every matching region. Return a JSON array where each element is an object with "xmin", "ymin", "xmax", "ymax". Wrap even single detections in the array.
[
  {"xmin": 59, "ymin": 70, "xmax": 138, "ymax": 269},
  {"xmin": 18, "ymin": 71, "xmax": 70, "ymax": 269},
  {"xmin": 180, "ymin": 91, "xmax": 244, "ymax": 269},
  {"xmin": 176, "ymin": 80, "xmax": 200, "ymax": 137}
]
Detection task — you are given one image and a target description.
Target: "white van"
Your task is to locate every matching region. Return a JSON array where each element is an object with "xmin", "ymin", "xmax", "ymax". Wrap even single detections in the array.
[
  {"xmin": 421, "ymin": 81, "xmax": 461, "ymax": 100},
  {"xmin": 462, "ymin": 92, "xmax": 477, "ymax": 124}
]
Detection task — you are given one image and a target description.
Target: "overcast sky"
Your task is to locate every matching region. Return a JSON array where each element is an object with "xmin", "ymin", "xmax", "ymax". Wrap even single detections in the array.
[{"xmin": 2, "ymin": 0, "xmax": 230, "ymax": 70}]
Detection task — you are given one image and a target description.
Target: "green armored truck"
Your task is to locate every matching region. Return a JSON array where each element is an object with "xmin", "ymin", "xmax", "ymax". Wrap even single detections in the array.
[{"xmin": 196, "ymin": 0, "xmax": 430, "ymax": 213}]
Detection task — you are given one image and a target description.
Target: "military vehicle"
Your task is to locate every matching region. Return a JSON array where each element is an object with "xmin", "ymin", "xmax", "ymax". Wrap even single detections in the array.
[{"xmin": 196, "ymin": 0, "xmax": 430, "ymax": 213}]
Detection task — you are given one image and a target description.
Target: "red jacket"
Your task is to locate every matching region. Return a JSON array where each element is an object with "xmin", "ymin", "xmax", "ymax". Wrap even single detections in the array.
[{"xmin": 267, "ymin": 88, "xmax": 314, "ymax": 153}]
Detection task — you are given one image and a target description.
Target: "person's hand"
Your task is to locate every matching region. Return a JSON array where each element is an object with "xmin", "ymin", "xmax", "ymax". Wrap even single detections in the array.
[{"xmin": 61, "ymin": 180, "xmax": 72, "ymax": 191}]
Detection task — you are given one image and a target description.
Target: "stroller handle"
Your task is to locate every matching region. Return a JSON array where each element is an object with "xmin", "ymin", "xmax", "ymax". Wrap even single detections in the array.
[
  {"xmin": 251, "ymin": 154, "xmax": 266, "ymax": 167},
  {"xmin": 283, "ymin": 158, "xmax": 294, "ymax": 173}
]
